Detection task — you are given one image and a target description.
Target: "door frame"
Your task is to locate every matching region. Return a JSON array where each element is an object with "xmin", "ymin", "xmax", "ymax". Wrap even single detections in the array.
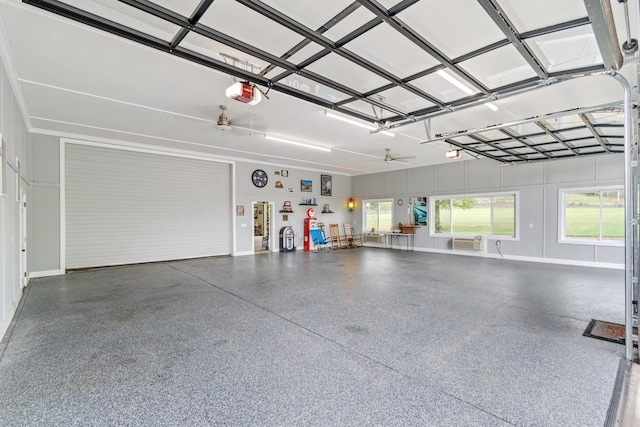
[{"xmin": 251, "ymin": 201, "xmax": 275, "ymax": 253}]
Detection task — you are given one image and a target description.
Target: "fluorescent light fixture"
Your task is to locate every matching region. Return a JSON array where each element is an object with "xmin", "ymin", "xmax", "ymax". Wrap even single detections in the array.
[
  {"xmin": 265, "ymin": 135, "xmax": 331, "ymax": 152},
  {"xmin": 484, "ymin": 102, "xmax": 498, "ymax": 111},
  {"xmin": 325, "ymin": 111, "xmax": 395, "ymax": 137},
  {"xmin": 436, "ymin": 70, "xmax": 474, "ymax": 95}
]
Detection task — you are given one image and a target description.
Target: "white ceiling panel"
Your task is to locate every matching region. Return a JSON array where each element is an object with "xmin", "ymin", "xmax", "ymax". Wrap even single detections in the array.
[
  {"xmin": 343, "ymin": 23, "xmax": 440, "ymax": 78},
  {"xmin": 410, "ymin": 71, "xmax": 480, "ymax": 103},
  {"xmin": 62, "ymin": 0, "xmax": 181, "ymax": 41},
  {"xmin": 527, "ymin": 26, "xmax": 602, "ymax": 73},
  {"xmin": 559, "ymin": 128, "xmax": 597, "ymax": 139},
  {"xmin": 149, "ymin": 0, "xmax": 202, "ymax": 18},
  {"xmin": 180, "ymin": 32, "xmax": 272, "ymax": 73},
  {"xmin": 459, "ymin": 45, "xmax": 538, "ymax": 89},
  {"xmin": 339, "ymin": 99, "xmax": 398, "ymax": 120},
  {"xmin": 199, "ymin": 0, "xmax": 306, "ymax": 56},
  {"xmin": 277, "ymin": 74, "xmax": 351, "ymax": 103},
  {"xmin": 321, "ymin": 7, "xmax": 376, "ymax": 42},
  {"xmin": 304, "ymin": 53, "xmax": 391, "ymax": 93},
  {"xmin": 495, "ymin": 0, "xmax": 588, "ymax": 33},
  {"xmin": 376, "ymin": 86, "xmax": 436, "ymax": 113},
  {"xmin": 398, "ymin": 0, "xmax": 505, "ymax": 60},
  {"xmin": 259, "ymin": 0, "xmax": 353, "ymax": 30},
  {"xmin": 284, "ymin": 42, "xmax": 326, "ymax": 66}
]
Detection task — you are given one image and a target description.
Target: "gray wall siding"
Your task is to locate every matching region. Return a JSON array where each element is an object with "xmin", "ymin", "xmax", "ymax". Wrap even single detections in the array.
[
  {"xmin": 0, "ymin": 57, "xmax": 28, "ymax": 340},
  {"xmin": 27, "ymin": 133, "xmax": 60, "ymax": 273},
  {"xmin": 353, "ymin": 155, "xmax": 625, "ymax": 266}
]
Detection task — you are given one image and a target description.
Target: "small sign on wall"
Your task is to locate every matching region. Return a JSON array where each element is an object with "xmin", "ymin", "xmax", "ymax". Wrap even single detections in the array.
[{"xmin": 236, "ymin": 205, "xmax": 245, "ymax": 216}]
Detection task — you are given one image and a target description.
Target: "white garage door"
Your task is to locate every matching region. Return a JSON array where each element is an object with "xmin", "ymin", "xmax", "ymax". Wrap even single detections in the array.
[{"xmin": 65, "ymin": 143, "xmax": 232, "ymax": 269}]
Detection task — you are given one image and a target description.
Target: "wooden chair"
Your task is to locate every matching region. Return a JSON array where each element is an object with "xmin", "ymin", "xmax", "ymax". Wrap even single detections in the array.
[
  {"xmin": 329, "ymin": 223, "xmax": 348, "ymax": 249},
  {"xmin": 343, "ymin": 223, "xmax": 363, "ymax": 247}
]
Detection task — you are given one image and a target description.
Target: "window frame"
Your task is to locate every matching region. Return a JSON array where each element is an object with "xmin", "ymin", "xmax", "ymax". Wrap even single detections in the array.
[
  {"xmin": 362, "ymin": 198, "xmax": 394, "ymax": 233},
  {"xmin": 429, "ymin": 191, "xmax": 519, "ymax": 240},
  {"xmin": 558, "ymin": 186, "xmax": 624, "ymax": 247}
]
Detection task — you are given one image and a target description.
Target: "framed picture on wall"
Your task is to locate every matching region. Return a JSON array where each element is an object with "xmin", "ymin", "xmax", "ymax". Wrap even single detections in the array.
[
  {"xmin": 300, "ymin": 180, "xmax": 312, "ymax": 192},
  {"xmin": 321, "ymin": 174, "xmax": 332, "ymax": 196}
]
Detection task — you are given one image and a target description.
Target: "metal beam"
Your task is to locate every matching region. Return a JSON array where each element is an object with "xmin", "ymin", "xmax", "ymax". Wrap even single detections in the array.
[
  {"xmin": 583, "ymin": 0, "xmax": 623, "ymax": 70},
  {"xmin": 500, "ymin": 128, "xmax": 553, "ymax": 159},
  {"xmin": 443, "ymin": 138, "xmax": 510, "ymax": 163},
  {"xmin": 579, "ymin": 113, "xmax": 612, "ymax": 152},
  {"xmin": 419, "ymin": 102, "xmax": 621, "ymax": 143},
  {"xmin": 534, "ymin": 122, "xmax": 580, "ymax": 155},
  {"xmin": 475, "ymin": 0, "xmax": 548, "ymax": 80},
  {"xmin": 355, "ymin": 0, "xmax": 489, "ymax": 95}
]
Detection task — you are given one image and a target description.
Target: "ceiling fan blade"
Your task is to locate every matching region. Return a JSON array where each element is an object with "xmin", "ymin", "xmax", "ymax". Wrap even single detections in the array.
[{"xmin": 391, "ymin": 155, "xmax": 417, "ymax": 161}]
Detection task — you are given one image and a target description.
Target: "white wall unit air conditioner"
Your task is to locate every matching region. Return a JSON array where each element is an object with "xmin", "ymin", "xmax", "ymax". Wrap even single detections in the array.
[{"xmin": 452, "ymin": 236, "xmax": 483, "ymax": 251}]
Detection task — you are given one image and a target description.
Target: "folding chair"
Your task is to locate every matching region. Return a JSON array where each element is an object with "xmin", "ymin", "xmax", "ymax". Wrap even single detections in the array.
[
  {"xmin": 310, "ymin": 228, "xmax": 331, "ymax": 252},
  {"xmin": 343, "ymin": 223, "xmax": 363, "ymax": 247}
]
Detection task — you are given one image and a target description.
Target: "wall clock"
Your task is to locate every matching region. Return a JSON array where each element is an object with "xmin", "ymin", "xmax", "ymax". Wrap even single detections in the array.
[{"xmin": 252, "ymin": 169, "xmax": 268, "ymax": 188}]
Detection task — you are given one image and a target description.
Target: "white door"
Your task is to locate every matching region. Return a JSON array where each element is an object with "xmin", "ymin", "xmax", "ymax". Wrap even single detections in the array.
[{"xmin": 19, "ymin": 190, "xmax": 27, "ymax": 288}]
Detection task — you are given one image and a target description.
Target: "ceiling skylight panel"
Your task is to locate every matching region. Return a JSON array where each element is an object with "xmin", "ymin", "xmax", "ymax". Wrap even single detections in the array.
[
  {"xmin": 527, "ymin": 26, "xmax": 602, "ymax": 73},
  {"xmin": 304, "ymin": 53, "xmax": 391, "ymax": 93},
  {"xmin": 397, "ymin": 0, "xmax": 505, "ymax": 60},
  {"xmin": 259, "ymin": 0, "xmax": 353, "ymax": 30},
  {"xmin": 62, "ymin": 0, "xmax": 181, "ymax": 41},
  {"xmin": 343, "ymin": 24, "xmax": 440, "ymax": 78},
  {"xmin": 199, "ymin": 0, "xmax": 305, "ymax": 57},
  {"xmin": 495, "ymin": 0, "xmax": 588, "ymax": 33},
  {"xmin": 149, "ymin": 0, "xmax": 202, "ymax": 18},
  {"xmin": 458, "ymin": 45, "xmax": 538, "ymax": 89},
  {"xmin": 277, "ymin": 75, "xmax": 351, "ymax": 103}
]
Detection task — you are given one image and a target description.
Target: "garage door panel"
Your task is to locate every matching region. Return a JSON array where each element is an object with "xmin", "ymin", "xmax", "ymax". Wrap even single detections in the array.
[{"xmin": 66, "ymin": 143, "xmax": 231, "ymax": 269}]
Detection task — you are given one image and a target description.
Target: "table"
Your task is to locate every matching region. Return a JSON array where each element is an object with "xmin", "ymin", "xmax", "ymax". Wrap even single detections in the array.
[{"xmin": 385, "ymin": 233, "xmax": 415, "ymax": 251}]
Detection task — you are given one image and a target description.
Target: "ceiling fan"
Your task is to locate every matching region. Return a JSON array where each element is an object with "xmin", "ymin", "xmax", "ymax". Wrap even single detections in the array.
[
  {"xmin": 383, "ymin": 148, "xmax": 416, "ymax": 162},
  {"xmin": 214, "ymin": 105, "xmax": 265, "ymax": 135}
]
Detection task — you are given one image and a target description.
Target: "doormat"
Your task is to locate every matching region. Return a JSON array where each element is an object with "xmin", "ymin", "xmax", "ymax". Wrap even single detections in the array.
[{"xmin": 583, "ymin": 319, "xmax": 637, "ymax": 346}]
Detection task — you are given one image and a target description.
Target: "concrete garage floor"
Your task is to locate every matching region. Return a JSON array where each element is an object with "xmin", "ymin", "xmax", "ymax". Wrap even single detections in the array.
[{"xmin": 0, "ymin": 249, "xmax": 626, "ymax": 426}]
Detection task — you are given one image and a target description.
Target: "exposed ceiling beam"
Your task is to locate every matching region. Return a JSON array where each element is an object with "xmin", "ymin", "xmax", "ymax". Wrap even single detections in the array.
[
  {"xmin": 583, "ymin": 0, "xmax": 623, "ymax": 70},
  {"xmin": 500, "ymin": 128, "xmax": 554, "ymax": 159},
  {"xmin": 475, "ymin": 0, "xmax": 547, "ymax": 80},
  {"xmin": 534, "ymin": 122, "xmax": 580, "ymax": 156},
  {"xmin": 579, "ymin": 113, "xmax": 613, "ymax": 152}
]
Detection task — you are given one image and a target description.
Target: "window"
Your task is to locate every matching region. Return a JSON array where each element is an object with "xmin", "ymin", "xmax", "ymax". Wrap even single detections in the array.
[
  {"xmin": 560, "ymin": 187, "xmax": 624, "ymax": 245},
  {"xmin": 431, "ymin": 192, "xmax": 517, "ymax": 238},
  {"xmin": 364, "ymin": 199, "xmax": 393, "ymax": 233}
]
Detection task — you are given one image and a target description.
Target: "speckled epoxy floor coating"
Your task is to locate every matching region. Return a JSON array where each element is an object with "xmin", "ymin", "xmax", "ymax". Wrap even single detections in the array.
[{"xmin": 0, "ymin": 249, "xmax": 625, "ymax": 426}]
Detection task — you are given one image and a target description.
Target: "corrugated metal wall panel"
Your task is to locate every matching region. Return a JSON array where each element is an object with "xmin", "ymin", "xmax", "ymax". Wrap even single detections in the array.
[
  {"xmin": 27, "ymin": 134, "xmax": 59, "ymax": 183},
  {"xmin": 65, "ymin": 143, "xmax": 232, "ymax": 269},
  {"xmin": 27, "ymin": 185, "xmax": 60, "ymax": 272}
]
